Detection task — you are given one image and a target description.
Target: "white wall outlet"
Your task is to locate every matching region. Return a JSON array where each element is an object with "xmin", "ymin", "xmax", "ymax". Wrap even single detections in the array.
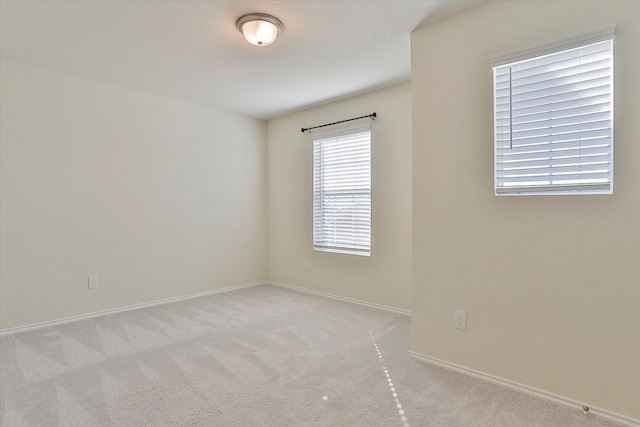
[
  {"xmin": 304, "ymin": 260, "xmax": 310, "ymax": 271},
  {"xmin": 88, "ymin": 275, "xmax": 99, "ymax": 289},
  {"xmin": 454, "ymin": 310, "xmax": 467, "ymax": 330}
]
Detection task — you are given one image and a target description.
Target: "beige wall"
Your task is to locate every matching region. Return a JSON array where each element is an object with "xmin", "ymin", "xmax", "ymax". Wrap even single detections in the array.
[
  {"xmin": 0, "ymin": 59, "xmax": 267, "ymax": 330},
  {"xmin": 267, "ymin": 84, "xmax": 412, "ymax": 311},
  {"xmin": 411, "ymin": 0, "xmax": 639, "ymax": 420}
]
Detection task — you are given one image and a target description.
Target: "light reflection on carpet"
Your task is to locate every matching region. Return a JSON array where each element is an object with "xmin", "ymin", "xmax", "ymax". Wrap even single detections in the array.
[{"xmin": 369, "ymin": 329, "xmax": 409, "ymax": 427}]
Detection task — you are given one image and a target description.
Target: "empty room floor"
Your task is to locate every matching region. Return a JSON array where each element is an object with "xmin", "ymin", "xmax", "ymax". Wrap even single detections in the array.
[{"xmin": 0, "ymin": 285, "xmax": 624, "ymax": 426}]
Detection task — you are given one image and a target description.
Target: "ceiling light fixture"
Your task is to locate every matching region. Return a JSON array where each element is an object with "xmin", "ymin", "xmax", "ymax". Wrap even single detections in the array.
[{"xmin": 236, "ymin": 13, "xmax": 284, "ymax": 47}]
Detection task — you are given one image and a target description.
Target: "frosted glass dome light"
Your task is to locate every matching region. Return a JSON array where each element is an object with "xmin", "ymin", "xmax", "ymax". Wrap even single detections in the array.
[{"xmin": 236, "ymin": 13, "xmax": 284, "ymax": 47}]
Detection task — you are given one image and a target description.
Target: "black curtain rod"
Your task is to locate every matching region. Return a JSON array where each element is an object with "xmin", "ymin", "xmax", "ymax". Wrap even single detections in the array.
[{"xmin": 301, "ymin": 112, "xmax": 376, "ymax": 133}]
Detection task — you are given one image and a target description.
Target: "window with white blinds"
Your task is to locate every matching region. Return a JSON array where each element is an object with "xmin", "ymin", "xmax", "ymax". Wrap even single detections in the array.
[
  {"xmin": 492, "ymin": 31, "xmax": 614, "ymax": 196},
  {"xmin": 313, "ymin": 125, "xmax": 371, "ymax": 256}
]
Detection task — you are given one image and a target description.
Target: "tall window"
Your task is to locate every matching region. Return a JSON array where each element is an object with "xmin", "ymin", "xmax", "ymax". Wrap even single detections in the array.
[
  {"xmin": 313, "ymin": 125, "xmax": 371, "ymax": 256},
  {"xmin": 492, "ymin": 28, "xmax": 614, "ymax": 195}
]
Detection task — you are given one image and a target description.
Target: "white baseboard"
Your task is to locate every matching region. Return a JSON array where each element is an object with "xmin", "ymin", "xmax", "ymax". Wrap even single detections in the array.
[
  {"xmin": 267, "ymin": 280, "xmax": 411, "ymax": 316},
  {"xmin": 0, "ymin": 281, "xmax": 266, "ymax": 337},
  {"xmin": 1, "ymin": 280, "xmax": 408, "ymax": 336},
  {"xmin": 409, "ymin": 351, "xmax": 640, "ymax": 427}
]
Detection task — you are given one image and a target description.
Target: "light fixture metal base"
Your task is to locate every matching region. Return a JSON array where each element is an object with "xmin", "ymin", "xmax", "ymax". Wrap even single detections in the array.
[{"xmin": 235, "ymin": 13, "xmax": 284, "ymax": 33}]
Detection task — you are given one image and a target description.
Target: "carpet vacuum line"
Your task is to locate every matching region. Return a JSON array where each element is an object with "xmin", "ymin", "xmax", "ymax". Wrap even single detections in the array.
[{"xmin": 368, "ymin": 329, "xmax": 410, "ymax": 427}]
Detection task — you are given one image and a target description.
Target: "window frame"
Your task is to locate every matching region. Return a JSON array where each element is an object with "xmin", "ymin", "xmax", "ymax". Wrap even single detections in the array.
[
  {"xmin": 312, "ymin": 124, "xmax": 372, "ymax": 256},
  {"xmin": 491, "ymin": 25, "xmax": 615, "ymax": 196}
]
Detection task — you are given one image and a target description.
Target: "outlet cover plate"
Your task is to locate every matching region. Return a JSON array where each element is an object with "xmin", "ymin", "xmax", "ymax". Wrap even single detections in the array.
[
  {"xmin": 454, "ymin": 310, "xmax": 467, "ymax": 330},
  {"xmin": 88, "ymin": 275, "xmax": 99, "ymax": 289}
]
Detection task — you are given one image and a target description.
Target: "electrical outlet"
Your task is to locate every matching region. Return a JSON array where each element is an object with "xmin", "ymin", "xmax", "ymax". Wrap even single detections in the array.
[
  {"xmin": 88, "ymin": 275, "xmax": 99, "ymax": 289},
  {"xmin": 304, "ymin": 260, "xmax": 310, "ymax": 271},
  {"xmin": 454, "ymin": 310, "xmax": 467, "ymax": 330}
]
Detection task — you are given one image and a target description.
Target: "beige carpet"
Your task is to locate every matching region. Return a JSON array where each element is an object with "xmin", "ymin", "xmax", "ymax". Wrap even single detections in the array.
[{"xmin": 0, "ymin": 284, "xmax": 623, "ymax": 426}]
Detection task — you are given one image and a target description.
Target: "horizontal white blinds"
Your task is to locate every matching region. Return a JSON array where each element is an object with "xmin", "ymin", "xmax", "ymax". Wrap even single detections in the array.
[
  {"xmin": 493, "ymin": 38, "xmax": 613, "ymax": 195},
  {"xmin": 313, "ymin": 125, "xmax": 371, "ymax": 256}
]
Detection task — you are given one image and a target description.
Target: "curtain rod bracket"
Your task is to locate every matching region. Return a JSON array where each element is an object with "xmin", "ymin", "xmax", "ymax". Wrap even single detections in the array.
[{"xmin": 301, "ymin": 112, "xmax": 376, "ymax": 133}]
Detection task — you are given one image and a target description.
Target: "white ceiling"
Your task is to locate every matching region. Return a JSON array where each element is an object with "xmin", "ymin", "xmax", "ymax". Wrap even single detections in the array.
[{"xmin": 0, "ymin": 0, "xmax": 485, "ymax": 120}]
